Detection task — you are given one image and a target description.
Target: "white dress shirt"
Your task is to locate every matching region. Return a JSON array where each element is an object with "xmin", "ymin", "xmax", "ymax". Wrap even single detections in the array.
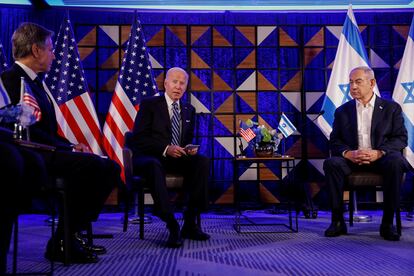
[{"xmin": 356, "ymin": 93, "xmax": 376, "ymax": 150}]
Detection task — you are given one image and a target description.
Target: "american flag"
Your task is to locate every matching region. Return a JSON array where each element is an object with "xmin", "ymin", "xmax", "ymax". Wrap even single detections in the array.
[
  {"xmin": 239, "ymin": 120, "xmax": 256, "ymax": 142},
  {"xmin": 102, "ymin": 15, "xmax": 158, "ymax": 177},
  {"xmin": 44, "ymin": 17, "xmax": 103, "ymax": 155},
  {"xmin": 22, "ymin": 79, "xmax": 42, "ymax": 121}
]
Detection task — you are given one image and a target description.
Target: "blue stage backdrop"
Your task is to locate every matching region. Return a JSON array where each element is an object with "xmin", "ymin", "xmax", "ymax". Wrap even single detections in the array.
[{"xmin": 1, "ymin": 6, "xmax": 413, "ymax": 207}]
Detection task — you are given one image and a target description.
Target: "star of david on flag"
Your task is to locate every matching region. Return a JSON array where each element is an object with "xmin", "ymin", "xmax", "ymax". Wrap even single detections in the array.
[
  {"xmin": 316, "ymin": 5, "xmax": 379, "ymax": 138},
  {"xmin": 392, "ymin": 15, "xmax": 414, "ymax": 169},
  {"xmin": 278, "ymin": 113, "xmax": 297, "ymax": 138},
  {"xmin": 44, "ymin": 16, "xmax": 103, "ymax": 155},
  {"xmin": 102, "ymin": 13, "xmax": 158, "ymax": 179}
]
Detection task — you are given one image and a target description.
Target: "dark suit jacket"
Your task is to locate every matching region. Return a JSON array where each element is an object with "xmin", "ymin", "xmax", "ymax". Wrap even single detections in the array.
[
  {"xmin": 130, "ymin": 95, "xmax": 195, "ymax": 158},
  {"xmin": 1, "ymin": 63, "xmax": 72, "ymax": 150},
  {"xmin": 330, "ymin": 97, "xmax": 407, "ymax": 157}
]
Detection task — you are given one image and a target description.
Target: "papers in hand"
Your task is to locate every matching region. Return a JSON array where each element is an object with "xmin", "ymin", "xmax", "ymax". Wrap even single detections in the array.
[{"xmin": 184, "ymin": 144, "xmax": 200, "ymax": 151}]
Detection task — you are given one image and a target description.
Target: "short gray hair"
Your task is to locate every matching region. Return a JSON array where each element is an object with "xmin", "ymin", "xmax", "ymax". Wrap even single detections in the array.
[
  {"xmin": 350, "ymin": 66, "xmax": 375, "ymax": 80},
  {"xmin": 166, "ymin": 67, "xmax": 188, "ymax": 82},
  {"xmin": 12, "ymin": 22, "xmax": 54, "ymax": 59}
]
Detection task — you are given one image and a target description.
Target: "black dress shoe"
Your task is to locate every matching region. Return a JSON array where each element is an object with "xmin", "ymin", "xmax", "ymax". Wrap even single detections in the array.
[
  {"xmin": 45, "ymin": 238, "xmax": 99, "ymax": 264},
  {"xmin": 166, "ymin": 220, "xmax": 183, "ymax": 248},
  {"xmin": 166, "ymin": 228, "xmax": 183, "ymax": 248},
  {"xmin": 380, "ymin": 224, "xmax": 400, "ymax": 241},
  {"xmin": 74, "ymin": 233, "xmax": 107, "ymax": 255},
  {"xmin": 181, "ymin": 225, "xmax": 210, "ymax": 241},
  {"xmin": 324, "ymin": 221, "xmax": 347, "ymax": 237}
]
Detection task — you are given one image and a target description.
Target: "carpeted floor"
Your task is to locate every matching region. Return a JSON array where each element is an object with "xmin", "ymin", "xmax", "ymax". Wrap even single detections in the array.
[{"xmin": 6, "ymin": 210, "xmax": 414, "ymax": 275}]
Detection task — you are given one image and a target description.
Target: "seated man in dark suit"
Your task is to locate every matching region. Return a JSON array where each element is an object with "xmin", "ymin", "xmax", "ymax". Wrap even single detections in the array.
[
  {"xmin": 0, "ymin": 127, "xmax": 49, "ymax": 274},
  {"xmin": 323, "ymin": 66, "xmax": 409, "ymax": 241},
  {"xmin": 129, "ymin": 67, "xmax": 210, "ymax": 248},
  {"xmin": 1, "ymin": 22, "xmax": 122, "ymax": 263}
]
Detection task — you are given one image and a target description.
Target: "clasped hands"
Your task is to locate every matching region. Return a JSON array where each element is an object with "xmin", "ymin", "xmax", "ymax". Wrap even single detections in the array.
[
  {"xmin": 167, "ymin": 144, "xmax": 198, "ymax": 158},
  {"xmin": 344, "ymin": 149, "xmax": 383, "ymax": 165}
]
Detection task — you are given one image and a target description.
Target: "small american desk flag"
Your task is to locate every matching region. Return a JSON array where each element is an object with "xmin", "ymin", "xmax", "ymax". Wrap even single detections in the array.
[
  {"xmin": 45, "ymin": 17, "xmax": 103, "ymax": 155},
  {"xmin": 102, "ymin": 14, "xmax": 158, "ymax": 177},
  {"xmin": 239, "ymin": 120, "xmax": 256, "ymax": 142},
  {"xmin": 22, "ymin": 79, "xmax": 41, "ymax": 122}
]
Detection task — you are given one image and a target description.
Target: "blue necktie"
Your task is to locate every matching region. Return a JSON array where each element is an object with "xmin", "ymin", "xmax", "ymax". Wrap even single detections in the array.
[{"xmin": 171, "ymin": 102, "xmax": 181, "ymax": 145}]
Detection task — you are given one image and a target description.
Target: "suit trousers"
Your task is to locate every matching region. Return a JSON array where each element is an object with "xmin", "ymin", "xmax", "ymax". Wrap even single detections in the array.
[
  {"xmin": 38, "ymin": 150, "xmax": 120, "ymax": 234},
  {"xmin": 132, "ymin": 154, "xmax": 209, "ymax": 220},
  {"xmin": 323, "ymin": 152, "xmax": 406, "ymax": 223}
]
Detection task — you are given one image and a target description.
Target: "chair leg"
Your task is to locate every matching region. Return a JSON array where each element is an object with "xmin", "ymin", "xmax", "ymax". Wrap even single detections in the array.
[
  {"xmin": 138, "ymin": 187, "xmax": 145, "ymax": 240},
  {"xmin": 396, "ymin": 209, "xmax": 402, "ymax": 236},
  {"xmin": 123, "ymin": 190, "xmax": 130, "ymax": 232},
  {"xmin": 12, "ymin": 216, "xmax": 18, "ymax": 275},
  {"xmin": 349, "ymin": 190, "xmax": 354, "ymax": 227}
]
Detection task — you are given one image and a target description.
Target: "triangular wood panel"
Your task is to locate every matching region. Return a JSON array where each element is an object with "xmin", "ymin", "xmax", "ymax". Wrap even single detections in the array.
[
  {"xmin": 238, "ymin": 92, "xmax": 256, "ymax": 112},
  {"xmin": 191, "ymin": 26, "xmax": 210, "ymax": 45},
  {"xmin": 305, "ymin": 28, "xmax": 324, "ymax": 46},
  {"xmin": 236, "ymin": 26, "xmax": 256, "ymax": 45},
  {"xmin": 237, "ymin": 49, "xmax": 256, "ymax": 68},
  {"xmin": 121, "ymin": 25, "xmax": 132, "ymax": 45},
  {"xmin": 359, "ymin": 26, "xmax": 367, "ymax": 33},
  {"xmin": 213, "ymin": 72, "xmax": 232, "ymax": 91},
  {"xmin": 100, "ymin": 72, "xmax": 118, "ymax": 91},
  {"xmin": 214, "ymin": 185, "xmax": 234, "ymax": 204},
  {"xmin": 168, "ymin": 26, "xmax": 187, "ymax": 45},
  {"xmin": 279, "ymin": 28, "xmax": 297, "ymax": 46},
  {"xmin": 191, "ymin": 50, "xmax": 210, "ymax": 68},
  {"xmin": 213, "ymin": 27, "xmax": 232, "ymax": 46},
  {"xmin": 259, "ymin": 183, "xmax": 280, "ymax": 203},
  {"xmin": 191, "ymin": 72, "xmax": 210, "ymax": 91},
  {"xmin": 259, "ymin": 164, "xmax": 279, "ymax": 181},
  {"xmin": 215, "ymin": 94, "xmax": 234, "ymax": 113},
  {"xmin": 215, "ymin": 115, "xmax": 234, "ymax": 133},
  {"xmin": 285, "ymin": 137, "xmax": 302, "ymax": 157},
  {"xmin": 393, "ymin": 25, "xmax": 410, "ymax": 40},
  {"xmin": 155, "ymin": 72, "xmax": 165, "ymax": 91},
  {"xmin": 257, "ymin": 71, "xmax": 277, "ymax": 90},
  {"xmin": 281, "ymin": 71, "xmax": 302, "ymax": 91},
  {"xmin": 147, "ymin": 28, "xmax": 165, "ymax": 46},
  {"xmin": 257, "ymin": 115, "xmax": 273, "ymax": 131},
  {"xmin": 307, "ymin": 140, "xmax": 326, "ymax": 158},
  {"xmin": 304, "ymin": 48, "xmax": 323, "ymax": 68},
  {"xmin": 78, "ymin": 27, "xmax": 96, "ymax": 46},
  {"xmin": 78, "ymin": 47, "xmax": 95, "ymax": 61},
  {"xmin": 100, "ymin": 49, "xmax": 121, "ymax": 68}
]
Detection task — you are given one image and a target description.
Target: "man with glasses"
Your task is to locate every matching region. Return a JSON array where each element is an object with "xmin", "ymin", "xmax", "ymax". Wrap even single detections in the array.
[{"xmin": 323, "ymin": 66, "xmax": 409, "ymax": 241}]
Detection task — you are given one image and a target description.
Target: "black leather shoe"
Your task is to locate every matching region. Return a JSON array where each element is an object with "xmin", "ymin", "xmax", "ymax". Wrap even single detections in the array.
[
  {"xmin": 181, "ymin": 225, "xmax": 210, "ymax": 241},
  {"xmin": 324, "ymin": 221, "xmax": 347, "ymax": 237},
  {"xmin": 166, "ymin": 228, "xmax": 183, "ymax": 248},
  {"xmin": 166, "ymin": 219, "xmax": 183, "ymax": 248},
  {"xmin": 45, "ymin": 238, "xmax": 99, "ymax": 264},
  {"xmin": 380, "ymin": 224, "xmax": 400, "ymax": 241},
  {"xmin": 74, "ymin": 233, "xmax": 107, "ymax": 255}
]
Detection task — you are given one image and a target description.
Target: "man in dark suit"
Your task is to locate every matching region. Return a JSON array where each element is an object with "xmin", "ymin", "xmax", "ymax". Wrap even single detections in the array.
[
  {"xmin": 323, "ymin": 66, "xmax": 409, "ymax": 241},
  {"xmin": 0, "ymin": 127, "xmax": 50, "ymax": 274},
  {"xmin": 129, "ymin": 67, "xmax": 210, "ymax": 248},
  {"xmin": 1, "ymin": 22, "xmax": 122, "ymax": 263}
]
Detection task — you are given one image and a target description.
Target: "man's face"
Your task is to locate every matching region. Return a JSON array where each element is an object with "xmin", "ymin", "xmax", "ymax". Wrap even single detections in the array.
[
  {"xmin": 349, "ymin": 69, "xmax": 375, "ymax": 103},
  {"xmin": 164, "ymin": 70, "xmax": 188, "ymax": 101},
  {"xmin": 36, "ymin": 37, "xmax": 55, "ymax": 73}
]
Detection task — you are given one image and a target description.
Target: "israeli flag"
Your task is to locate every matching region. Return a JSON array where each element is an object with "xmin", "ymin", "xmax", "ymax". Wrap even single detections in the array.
[
  {"xmin": 0, "ymin": 78, "xmax": 10, "ymax": 109},
  {"xmin": 278, "ymin": 113, "xmax": 297, "ymax": 138},
  {"xmin": 392, "ymin": 15, "xmax": 414, "ymax": 169},
  {"xmin": 317, "ymin": 5, "xmax": 379, "ymax": 138}
]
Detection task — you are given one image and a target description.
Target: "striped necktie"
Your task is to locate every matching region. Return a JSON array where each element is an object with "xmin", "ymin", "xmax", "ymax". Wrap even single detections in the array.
[{"xmin": 171, "ymin": 101, "xmax": 181, "ymax": 145}]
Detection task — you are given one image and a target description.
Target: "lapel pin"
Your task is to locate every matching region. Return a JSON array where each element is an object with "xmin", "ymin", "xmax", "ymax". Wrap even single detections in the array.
[
  {"xmin": 379, "ymin": 106, "xmax": 383, "ymax": 110},
  {"xmin": 186, "ymin": 120, "xmax": 190, "ymax": 123}
]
